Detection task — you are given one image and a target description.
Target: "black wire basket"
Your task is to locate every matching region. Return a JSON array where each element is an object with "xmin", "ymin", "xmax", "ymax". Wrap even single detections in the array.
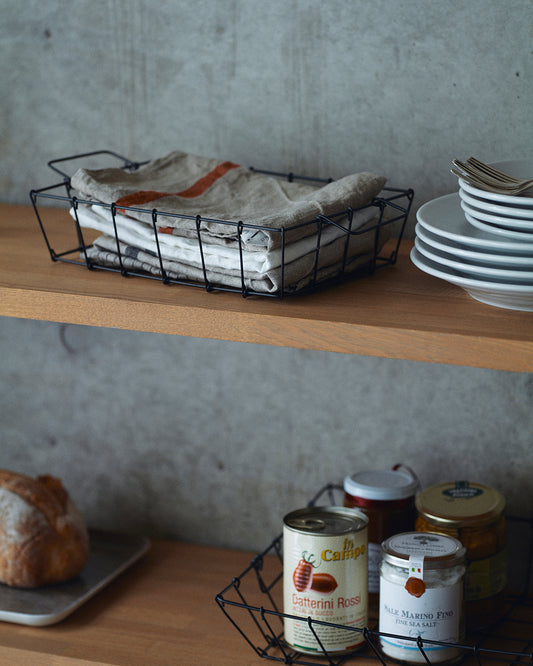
[
  {"xmin": 215, "ymin": 484, "xmax": 533, "ymax": 665},
  {"xmin": 30, "ymin": 151, "xmax": 414, "ymax": 299}
]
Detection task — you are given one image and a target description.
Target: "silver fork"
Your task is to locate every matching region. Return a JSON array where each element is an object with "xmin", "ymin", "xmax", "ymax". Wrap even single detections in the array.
[
  {"xmin": 451, "ymin": 159, "xmax": 533, "ymax": 195},
  {"xmin": 450, "ymin": 166, "xmax": 505, "ymax": 193},
  {"xmin": 466, "ymin": 157, "xmax": 522, "ymax": 184},
  {"xmin": 453, "ymin": 159, "xmax": 515, "ymax": 187}
]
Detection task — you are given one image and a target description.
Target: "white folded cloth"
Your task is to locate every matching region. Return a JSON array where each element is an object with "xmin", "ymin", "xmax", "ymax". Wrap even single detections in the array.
[
  {"xmin": 70, "ymin": 150, "xmax": 387, "ymax": 251},
  {"xmin": 84, "ymin": 233, "xmax": 382, "ymax": 293},
  {"xmin": 71, "ymin": 201, "xmax": 379, "ymax": 275}
]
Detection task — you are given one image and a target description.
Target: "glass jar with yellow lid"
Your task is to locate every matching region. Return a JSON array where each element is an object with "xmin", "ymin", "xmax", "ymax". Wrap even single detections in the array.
[{"xmin": 415, "ymin": 480, "xmax": 506, "ymax": 630}]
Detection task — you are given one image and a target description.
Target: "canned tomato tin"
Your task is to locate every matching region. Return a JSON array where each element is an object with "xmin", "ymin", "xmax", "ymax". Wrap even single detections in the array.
[{"xmin": 283, "ymin": 506, "xmax": 368, "ymax": 655}]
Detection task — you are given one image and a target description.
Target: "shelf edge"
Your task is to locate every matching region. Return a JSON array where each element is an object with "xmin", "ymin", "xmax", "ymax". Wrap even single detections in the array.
[{"xmin": 2, "ymin": 286, "xmax": 531, "ymax": 372}]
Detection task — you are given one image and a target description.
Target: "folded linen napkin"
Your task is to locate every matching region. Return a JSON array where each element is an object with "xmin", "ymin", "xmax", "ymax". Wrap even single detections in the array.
[
  {"xmin": 70, "ymin": 150, "xmax": 387, "ymax": 251},
  {"xmin": 84, "ymin": 227, "xmax": 387, "ymax": 293},
  {"xmin": 71, "ymin": 201, "xmax": 379, "ymax": 277}
]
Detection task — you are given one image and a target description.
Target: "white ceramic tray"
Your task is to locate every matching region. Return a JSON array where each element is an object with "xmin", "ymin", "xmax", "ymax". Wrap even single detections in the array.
[
  {"xmin": 414, "ymin": 223, "xmax": 533, "ymax": 266},
  {"xmin": 410, "ymin": 246, "xmax": 533, "ymax": 311},
  {"xmin": 0, "ymin": 529, "xmax": 150, "ymax": 626},
  {"xmin": 464, "ymin": 210, "xmax": 533, "ymax": 240},
  {"xmin": 415, "ymin": 237, "xmax": 533, "ymax": 282},
  {"xmin": 459, "ymin": 187, "xmax": 533, "ymax": 220},
  {"xmin": 416, "ymin": 193, "xmax": 533, "ymax": 252}
]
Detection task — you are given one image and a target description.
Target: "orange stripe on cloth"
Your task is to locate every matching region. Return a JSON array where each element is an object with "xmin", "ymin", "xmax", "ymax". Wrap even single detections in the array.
[{"xmin": 115, "ymin": 161, "xmax": 240, "ymax": 210}]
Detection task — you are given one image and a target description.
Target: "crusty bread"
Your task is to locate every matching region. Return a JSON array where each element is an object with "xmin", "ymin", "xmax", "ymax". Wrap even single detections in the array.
[{"xmin": 0, "ymin": 470, "xmax": 90, "ymax": 588}]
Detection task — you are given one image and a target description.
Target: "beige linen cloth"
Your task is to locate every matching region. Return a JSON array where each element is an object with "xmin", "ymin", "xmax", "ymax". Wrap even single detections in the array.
[
  {"xmin": 70, "ymin": 149, "xmax": 389, "ymax": 292},
  {"xmin": 82, "ymin": 217, "xmax": 386, "ymax": 293},
  {"xmin": 71, "ymin": 150, "xmax": 386, "ymax": 249}
]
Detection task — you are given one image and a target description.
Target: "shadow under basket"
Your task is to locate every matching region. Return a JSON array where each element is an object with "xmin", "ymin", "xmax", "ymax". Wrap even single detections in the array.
[
  {"xmin": 30, "ymin": 150, "xmax": 414, "ymax": 299},
  {"xmin": 215, "ymin": 483, "xmax": 533, "ymax": 665}
]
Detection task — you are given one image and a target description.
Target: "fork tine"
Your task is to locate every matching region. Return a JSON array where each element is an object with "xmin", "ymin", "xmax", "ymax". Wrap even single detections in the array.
[
  {"xmin": 466, "ymin": 157, "xmax": 520, "ymax": 183},
  {"xmin": 450, "ymin": 167, "xmax": 503, "ymax": 192},
  {"xmin": 501, "ymin": 180, "xmax": 533, "ymax": 195},
  {"xmin": 451, "ymin": 162, "xmax": 533, "ymax": 195},
  {"xmin": 462, "ymin": 160, "xmax": 510, "ymax": 184},
  {"xmin": 467, "ymin": 157, "xmax": 515, "ymax": 180},
  {"xmin": 453, "ymin": 159, "xmax": 518, "ymax": 188}
]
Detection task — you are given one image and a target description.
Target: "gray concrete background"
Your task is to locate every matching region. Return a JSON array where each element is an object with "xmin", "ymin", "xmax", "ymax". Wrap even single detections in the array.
[{"xmin": 1, "ymin": 1, "xmax": 532, "ymax": 587}]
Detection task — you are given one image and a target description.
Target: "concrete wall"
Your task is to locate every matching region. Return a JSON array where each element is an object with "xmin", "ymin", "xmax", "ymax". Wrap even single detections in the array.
[{"xmin": 1, "ymin": 1, "xmax": 532, "ymax": 586}]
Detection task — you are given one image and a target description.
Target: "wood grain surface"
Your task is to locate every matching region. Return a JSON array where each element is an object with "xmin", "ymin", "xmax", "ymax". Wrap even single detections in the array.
[
  {"xmin": 1, "ymin": 203, "xmax": 532, "ymax": 371},
  {"xmin": 0, "ymin": 541, "xmax": 261, "ymax": 665}
]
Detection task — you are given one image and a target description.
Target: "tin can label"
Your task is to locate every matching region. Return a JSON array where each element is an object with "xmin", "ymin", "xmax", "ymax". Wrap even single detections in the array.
[{"xmin": 283, "ymin": 508, "xmax": 368, "ymax": 655}]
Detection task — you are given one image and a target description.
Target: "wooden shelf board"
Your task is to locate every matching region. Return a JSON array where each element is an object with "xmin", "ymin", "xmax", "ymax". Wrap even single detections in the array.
[
  {"xmin": 0, "ymin": 538, "xmax": 530, "ymax": 666},
  {"xmin": 0, "ymin": 541, "xmax": 261, "ymax": 666},
  {"xmin": 1, "ymin": 203, "xmax": 532, "ymax": 372}
]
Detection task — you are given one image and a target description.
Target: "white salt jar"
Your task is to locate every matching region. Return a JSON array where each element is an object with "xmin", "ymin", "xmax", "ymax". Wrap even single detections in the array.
[{"xmin": 379, "ymin": 532, "xmax": 466, "ymax": 664}]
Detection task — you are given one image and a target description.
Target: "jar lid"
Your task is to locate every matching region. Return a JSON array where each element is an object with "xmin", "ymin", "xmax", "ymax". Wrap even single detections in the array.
[
  {"xmin": 284, "ymin": 506, "xmax": 368, "ymax": 536},
  {"xmin": 382, "ymin": 531, "xmax": 466, "ymax": 569},
  {"xmin": 415, "ymin": 481, "xmax": 505, "ymax": 528},
  {"xmin": 344, "ymin": 466, "xmax": 419, "ymax": 501}
]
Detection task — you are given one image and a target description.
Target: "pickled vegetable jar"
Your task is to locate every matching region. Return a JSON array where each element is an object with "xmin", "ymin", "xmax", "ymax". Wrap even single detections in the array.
[{"xmin": 415, "ymin": 481, "xmax": 506, "ymax": 629}]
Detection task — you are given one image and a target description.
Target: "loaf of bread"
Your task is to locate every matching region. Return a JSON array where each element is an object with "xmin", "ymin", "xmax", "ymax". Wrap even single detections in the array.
[{"xmin": 0, "ymin": 470, "xmax": 90, "ymax": 588}]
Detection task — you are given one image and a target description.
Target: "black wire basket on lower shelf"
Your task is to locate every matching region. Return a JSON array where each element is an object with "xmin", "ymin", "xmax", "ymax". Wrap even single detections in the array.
[
  {"xmin": 29, "ymin": 150, "xmax": 414, "ymax": 299},
  {"xmin": 215, "ymin": 484, "xmax": 533, "ymax": 665}
]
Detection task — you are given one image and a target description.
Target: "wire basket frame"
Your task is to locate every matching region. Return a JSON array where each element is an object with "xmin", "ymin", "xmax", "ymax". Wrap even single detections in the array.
[
  {"xmin": 215, "ymin": 484, "xmax": 533, "ymax": 665},
  {"xmin": 29, "ymin": 151, "xmax": 414, "ymax": 299}
]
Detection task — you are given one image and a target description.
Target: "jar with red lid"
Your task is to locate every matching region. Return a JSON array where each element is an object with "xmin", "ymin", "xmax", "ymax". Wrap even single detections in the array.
[{"xmin": 343, "ymin": 465, "xmax": 420, "ymax": 613}]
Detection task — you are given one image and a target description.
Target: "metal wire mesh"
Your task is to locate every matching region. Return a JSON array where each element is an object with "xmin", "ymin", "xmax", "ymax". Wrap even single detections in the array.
[
  {"xmin": 215, "ymin": 484, "xmax": 533, "ymax": 665},
  {"xmin": 29, "ymin": 151, "xmax": 414, "ymax": 299}
]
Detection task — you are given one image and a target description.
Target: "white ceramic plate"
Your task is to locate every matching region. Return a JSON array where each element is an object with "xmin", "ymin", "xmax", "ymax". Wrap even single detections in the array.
[
  {"xmin": 414, "ymin": 237, "xmax": 533, "ymax": 283},
  {"xmin": 464, "ymin": 210, "xmax": 533, "ymax": 241},
  {"xmin": 460, "ymin": 197, "xmax": 533, "ymax": 230},
  {"xmin": 457, "ymin": 159, "xmax": 533, "ymax": 206},
  {"xmin": 415, "ymin": 223, "xmax": 533, "ymax": 266},
  {"xmin": 410, "ymin": 247, "xmax": 533, "ymax": 311},
  {"xmin": 459, "ymin": 188, "xmax": 533, "ymax": 220},
  {"xmin": 416, "ymin": 193, "xmax": 533, "ymax": 253}
]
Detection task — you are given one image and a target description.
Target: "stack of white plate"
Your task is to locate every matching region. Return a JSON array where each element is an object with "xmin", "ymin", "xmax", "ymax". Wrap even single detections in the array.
[{"xmin": 411, "ymin": 160, "xmax": 533, "ymax": 311}]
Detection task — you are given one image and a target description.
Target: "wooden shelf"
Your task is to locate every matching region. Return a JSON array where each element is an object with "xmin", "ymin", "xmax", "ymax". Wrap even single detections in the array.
[
  {"xmin": 1, "ymin": 203, "xmax": 530, "ymax": 664},
  {"xmin": 0, "ymin": 540, "xmax": 258, "ymax": 666},
  {"xmin": 0, "ymin": 538, "xmax": 529, "ymax": 666},
  {"xmin": 1, "ymin": 203, "xmax": 532, "ymax": 372}
]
